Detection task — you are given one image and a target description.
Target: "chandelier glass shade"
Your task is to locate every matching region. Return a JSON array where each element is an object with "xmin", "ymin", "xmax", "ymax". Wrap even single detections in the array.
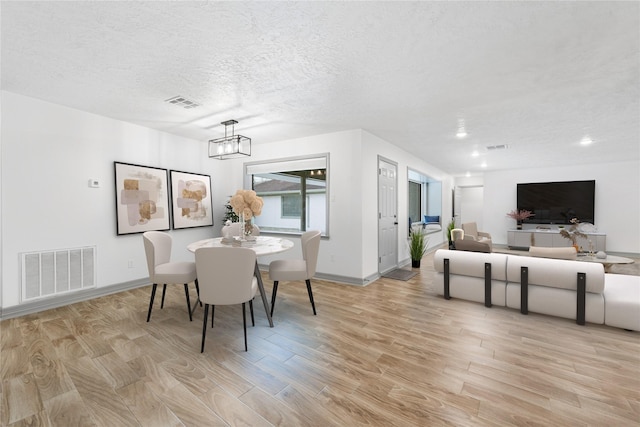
[{"xmin": 208, "ymin": 120, "xmax": 251, "ymax": 160}]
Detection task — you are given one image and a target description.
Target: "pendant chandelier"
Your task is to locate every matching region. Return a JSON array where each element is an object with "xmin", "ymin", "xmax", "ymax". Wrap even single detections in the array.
[{"xmin": 208, "ymin": 119, "xmax": 251, "ymax": 160}]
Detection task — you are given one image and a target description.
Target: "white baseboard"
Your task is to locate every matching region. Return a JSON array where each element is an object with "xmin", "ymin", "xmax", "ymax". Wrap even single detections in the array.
[{"xmin": 0, "ymin": 279, "xmax": 150, "ymax": 321}]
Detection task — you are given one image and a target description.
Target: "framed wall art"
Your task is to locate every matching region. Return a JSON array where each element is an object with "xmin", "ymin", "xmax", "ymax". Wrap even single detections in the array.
[
  {"xmin": 114, "ymin": 162, "xmax": 170, "ymax": 235},
  {"xmin": 170, "ymin": 170, "xmax": 213, "ymax": 229}
]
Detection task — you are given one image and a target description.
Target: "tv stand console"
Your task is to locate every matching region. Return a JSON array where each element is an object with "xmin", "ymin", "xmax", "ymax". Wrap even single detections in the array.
[{"xmin": 507, "ymin": 229, "xmax": 606, "ymax": 252}]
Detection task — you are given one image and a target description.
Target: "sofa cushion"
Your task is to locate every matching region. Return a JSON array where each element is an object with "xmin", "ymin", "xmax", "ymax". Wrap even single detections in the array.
[
  {"xmin": 604, "ymin": 274, "xmax": 640, "ymax": 331},
  {"xmin": 434, "ymin": 273, "xmax": 507, "ymax": 306},
  {"xmin": 462, "ymin": 222, "xmax": 479, "ymax": 238},
  {"xmin": 424, "ymin": 215, "xmax": 440, "ymax": 223},
  {"xmin": 506, "ymin": 255, "xmax": 605, "ymax": 294},
  {"xmin": 529, "ymin": 246, "xmax": 577, "ymax": 260},
  {"xmin": 434, "ymin": 249, "xmax": 508, "ymax": 281},
  {"xmin": 506, "ymin": 283, "xmax": 605, "ymax": 324}
]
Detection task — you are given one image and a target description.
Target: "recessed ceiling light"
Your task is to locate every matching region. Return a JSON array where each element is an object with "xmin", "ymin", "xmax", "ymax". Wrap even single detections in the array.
[
  {"xmin": 465, "ymin": 171, "xmax": 471, "ymax": 177},
  {"xmin": 481, "ymin": 162, "xmax": 487, "ymax": 168},
  {"xmin": 471, "ymin": 150, "xmax": 479, "ymax": 157},
  {"xmin": 580, "ymin": 136, "xmax": 593, "ymax": 146}
]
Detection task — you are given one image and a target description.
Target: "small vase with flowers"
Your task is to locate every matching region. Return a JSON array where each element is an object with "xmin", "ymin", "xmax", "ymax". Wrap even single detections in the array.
[
  {"xmin": 559, "ymin": 218, "xmax": 587, "ymax": 252},
  {"xmin": 506, "ymin": 209, "xmax": 535, "ymax": 230}
]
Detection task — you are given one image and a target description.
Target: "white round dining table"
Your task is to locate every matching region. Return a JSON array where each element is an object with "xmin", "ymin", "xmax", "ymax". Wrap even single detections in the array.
[
  {"xmin": 187, "ymin": 236, "xmax": 294, "ymax": 256},
  {"xmin": 187, "ymin": 236, "xmax": 294, "ymax": 327}
]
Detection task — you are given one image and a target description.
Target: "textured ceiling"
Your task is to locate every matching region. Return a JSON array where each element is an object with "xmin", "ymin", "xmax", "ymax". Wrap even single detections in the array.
[{"xmin": 2, "ymin": 1, "xmax": 639, "ymax": 176}]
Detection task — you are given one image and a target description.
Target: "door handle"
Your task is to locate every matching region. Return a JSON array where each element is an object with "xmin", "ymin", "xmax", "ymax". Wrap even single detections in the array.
[{"xmin": 393, "ymin": 222, "xmax": 398, "ymax": 225}]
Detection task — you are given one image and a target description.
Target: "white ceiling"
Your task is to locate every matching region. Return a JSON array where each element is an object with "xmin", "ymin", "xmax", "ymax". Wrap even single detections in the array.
[{"xmin": 2, "ymin": 1, "xmax": 639, "ymax": 176}]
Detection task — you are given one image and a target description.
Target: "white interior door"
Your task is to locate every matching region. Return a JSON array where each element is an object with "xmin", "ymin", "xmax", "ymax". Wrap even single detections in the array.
[
  {"xmin": 378, "ymin": 158, "xmax": 398, "ymax": 273},
  {"xmin": 459, "ymin": 186, "xmax": 484, "ymax": 229}
]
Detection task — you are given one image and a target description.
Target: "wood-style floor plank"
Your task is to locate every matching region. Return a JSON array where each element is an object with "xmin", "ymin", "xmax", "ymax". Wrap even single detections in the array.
[{"xmin": 1, "ymin": 248, "xmax": 639, "ymax": 426}]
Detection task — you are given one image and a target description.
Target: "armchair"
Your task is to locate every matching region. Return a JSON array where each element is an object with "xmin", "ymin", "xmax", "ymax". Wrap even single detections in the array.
[{"xmin": 461, "ymin": 222, "xmax": 492, "ymax": 251}]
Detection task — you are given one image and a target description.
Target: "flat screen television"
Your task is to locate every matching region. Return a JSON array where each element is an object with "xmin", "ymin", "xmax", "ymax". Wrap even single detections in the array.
[{"xmin": 517, "ymin": 180, "xmax": 595, "ymax": 225}]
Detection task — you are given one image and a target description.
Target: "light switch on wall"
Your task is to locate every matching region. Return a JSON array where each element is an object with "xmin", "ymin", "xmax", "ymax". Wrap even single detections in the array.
[{"xmin": 88, "ymin": 179, "xmax": 100, "ymax": 188}]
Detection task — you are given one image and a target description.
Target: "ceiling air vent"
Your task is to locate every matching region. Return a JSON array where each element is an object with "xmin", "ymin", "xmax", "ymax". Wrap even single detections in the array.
[
  {"xmin": 165, "ymin": 95, "xmax": 200, "ymax": 109},
  {"xmin": 486, "ymin": 144, "xmax": 509, "ymax": 151}
]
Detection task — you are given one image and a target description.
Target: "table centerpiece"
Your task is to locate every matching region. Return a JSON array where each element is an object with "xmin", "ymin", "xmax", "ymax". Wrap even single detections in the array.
[
  {"xmin": 229, "ymin": 189, "xmax": 264, "ymax": 240},
  {"xmin": 559, "ymin": 217, "xmax": 588, "ymax": 252}
]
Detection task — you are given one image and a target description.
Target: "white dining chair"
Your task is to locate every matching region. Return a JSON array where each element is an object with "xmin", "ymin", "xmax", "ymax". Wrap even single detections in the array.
[
  {"xmin": 195, "ymin": 247, "xmax": 258, "ymax": 352},
  {"xmin": 268, "ymin": 230, "xmax": 321, "ymax": 316},
  {"xmin": 143, "ymin": 231, "xmax": 199, "ymax": 322}
]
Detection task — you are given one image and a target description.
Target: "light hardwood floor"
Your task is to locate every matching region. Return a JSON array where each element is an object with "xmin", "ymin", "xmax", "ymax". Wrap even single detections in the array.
[{"xmin": 2, "ymin": 249, "xmax": 639, "ymax": 426}]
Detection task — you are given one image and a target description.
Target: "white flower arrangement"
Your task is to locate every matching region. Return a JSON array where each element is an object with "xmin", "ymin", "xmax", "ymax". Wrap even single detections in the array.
[
  {"xmin": 229, "ymin": 189, "xmax": 264, "ymax": 236},
  {"xmin": 229, "ymin": 189, "xmax": 264, "ymax": 219}
]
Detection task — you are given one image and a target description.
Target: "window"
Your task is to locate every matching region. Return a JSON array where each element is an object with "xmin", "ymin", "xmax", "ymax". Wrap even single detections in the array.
[
  {"xmin": 408, "ymin": 181, "xmax": 421, "ymax": 227},
  {"xmin": 281, "ymin": 194, "xmax": 302, "ymax": 218},
  {"xmin": 407, "ymin": 168, "xmax": 442, "ymax": 236},
  {"xmin": 244, "ymin": 154, "xmax": 329, "ymax": 236}
]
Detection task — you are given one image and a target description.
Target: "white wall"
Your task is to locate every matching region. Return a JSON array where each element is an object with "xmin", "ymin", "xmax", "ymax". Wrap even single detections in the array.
[
  {"xmin": 0, "ymin": 91, "xmax": 460, "ymax": 314},
  {"xmin": 360, "ymin": 131, "xmax": 454, "ymax": 276},
  {"xmin": 231, "ymin": 130, "xmax": 366, "ymax": 282},
  {"xmin": 225, "ymin": 129, "xmax": 454, "ymax": 283},
  {"xmin": 0, "ymin": 91, "xmax": 457, "ymax": 316},
  {"xmin": 482, "ymin": 162, "xmax": 640, "ymax": 253},
  {"xmin": 459, "ymin": 187, "xmax": 484, "ymax": 229},
  {"xmin": 5, "ymin": 91, "xmax": 634, "ymax": 317},
  {"xmin": 1, "ymin": 91, "xmax": 221, "ymax": 309}
]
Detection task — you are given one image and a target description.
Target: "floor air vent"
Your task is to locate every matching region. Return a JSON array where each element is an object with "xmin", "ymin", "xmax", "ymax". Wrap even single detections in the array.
[{"xmin": 21, "ymin": 246, "xmax": 97, "ymax": 302}]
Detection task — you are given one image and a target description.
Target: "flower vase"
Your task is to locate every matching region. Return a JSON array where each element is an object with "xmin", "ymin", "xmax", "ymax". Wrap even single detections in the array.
[
  {"xmin": 238, "ymin": 214, "xmax": 245, "ymax": 241},
  {"xmin": 243, "ymin": 213, "xmax": 253, "ymax": 237}
]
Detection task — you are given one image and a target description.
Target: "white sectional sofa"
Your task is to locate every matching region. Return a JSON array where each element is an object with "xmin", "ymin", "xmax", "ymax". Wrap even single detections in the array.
[{"xmin": 433, "ymin": 249, "xmax": 640, "ymax": 331}]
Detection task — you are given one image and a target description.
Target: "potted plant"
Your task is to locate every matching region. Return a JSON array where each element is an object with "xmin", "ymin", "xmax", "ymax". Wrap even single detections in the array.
[
  {"xmin": 409, "ymin": 228, "xmax": 428, "ymax": 268},
  {"xmin": 446, "ymin": 220, "xmax": 455, "ymax": 249}
]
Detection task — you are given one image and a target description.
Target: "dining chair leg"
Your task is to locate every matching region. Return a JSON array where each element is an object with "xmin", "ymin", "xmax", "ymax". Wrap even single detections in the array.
[
  {"xmin": 194, "ymin": 279, "xmax": 203, "ymax": 306},
  {"xmin": 201, "ymin": 304, "xmax": 209, "ymax": 353},
  {"xmin": 270, "ymin": 281, "xmax": 279, "ymax": 317},
  {"xmin": 146, "ymin": 283, "xmax": 158, "ymax": 322},
  {"xmin": 249, "ymin": 299, "xmax": 255, "ymax": 326},
  {"xmin": 184, "ymin": 283, "xmax": 193, "ymax": 321},
  {"xmin": 160, "ymin": 284, "xmax": 167, "ymax": 308},
  {"xmin": 306, "ymin": 279, "xmax": 317, "ymax": 315},
  {"xmin": 242, "ymin": 303, "xmax": 248, "ymax": 351},
  {"xmin": 211, "ymin": 305, "xmax": 215, "ymax": 328}
]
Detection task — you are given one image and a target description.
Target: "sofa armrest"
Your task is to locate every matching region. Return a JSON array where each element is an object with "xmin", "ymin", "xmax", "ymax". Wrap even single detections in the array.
[{"xmin": 478, "ymin": 231, "xmax": 491, "ymax": 239}]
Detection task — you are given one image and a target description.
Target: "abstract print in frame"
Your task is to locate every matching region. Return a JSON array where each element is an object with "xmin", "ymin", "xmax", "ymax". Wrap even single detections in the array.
[
  {"xmin": 114, "ymin": 162, "xmax": 170, "ymax": 235},
  {"xmin": 169, "ymin": 170, "xmax": 213, "ymax": 229}
]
